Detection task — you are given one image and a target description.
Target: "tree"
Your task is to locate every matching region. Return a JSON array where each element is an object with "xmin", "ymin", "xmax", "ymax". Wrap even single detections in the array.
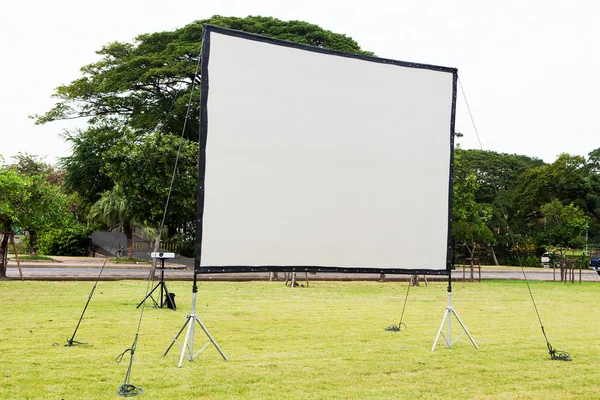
[
  {"xmin": 85, "ymin": 130, "xmax": 198, "ymax": 258},
  {"xmin": 0, "ymin": 162, "xmax": 72, "ymax": 277},
  {"xmin": 79, "ymin": 127, "xmax": 198, "ymax": 258},
  {"xmin": 59, "ymin": 125, "xmax": 119, "ymax": 208},
  {"xmin": 15, "ymin": 176, "xmax": 70, "ymax": 255},
  {"xmin": 515, "ymin": 151, "xmax": 600, "ymax": 232},
  {"xmin": 11, "ymin": 153, "xmax": 64, "ymax": 186},
  {"xmin": 89, "ymin": 185, "xmax": 135, "ymax": 258},
  {"xmin": 586, "ymin": 148, "xmax": 600, "ymax": 243},
  {"xmin": 459, "ymin": 149, "xmax": 546, "ymax": 262},
  {"xmin": 100, "ymin": 129, "xmax": 198, "ymax": 230},
  {"xmin": 8, "ymin": 154, "xmax": 69, "ymax": 255},
  {"xmin": 0, "ymin": 168, "xmax": 31, "ymax": 278},
  {"xmin": 537, "ymin": 199, "xmax": 588, "ymax": 258},
  {"xmin": 452, "ymin": 147, "xmax": 496, "ymax": 266}
]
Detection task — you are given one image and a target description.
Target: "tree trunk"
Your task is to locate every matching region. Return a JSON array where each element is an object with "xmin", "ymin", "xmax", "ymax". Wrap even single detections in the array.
[
  {"xmin": 486, "ymin": 245, "xmax": 499, "ymax": 266},
  {"xmin": 28, "ymin": 229, "xmax": 38, "ymax": 256},
  {"xmin": 463, "ymin": 240, "xmax": 476, "ymax": 281},
  {"xmin": 463, "ymin": 241, "xmax": 475, "ymax": 264},
  {"xmin": 0, "ymin": 224, "xmax": 11, "ymax": 279},
  {"xmin": 491, "ymin": 247, "xmax": 498, "ymax": 266},
  {"xmin": 123, "ymin": 219, "xmax": 134, "ymax": 258}
]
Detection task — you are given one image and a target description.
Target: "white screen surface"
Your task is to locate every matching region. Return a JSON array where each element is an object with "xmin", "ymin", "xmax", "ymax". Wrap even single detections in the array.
[{"xmin": 199, "ymin": 27, "xmax": 455, "ymax": 272}]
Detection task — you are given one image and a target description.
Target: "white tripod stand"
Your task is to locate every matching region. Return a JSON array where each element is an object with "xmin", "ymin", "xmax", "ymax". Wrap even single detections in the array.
[
  {"xmin": 432, "ymin": 281, "xmax": 479, "ymax": 351},
  {"xmin": 163, "ymin": 274, "xmax": 228, "ymax": 367}
]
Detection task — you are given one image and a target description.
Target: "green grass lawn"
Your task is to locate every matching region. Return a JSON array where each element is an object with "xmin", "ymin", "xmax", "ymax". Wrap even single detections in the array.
[{"xmin": 0, "ymin": 279, "xmax": 598, "ymax": 399}]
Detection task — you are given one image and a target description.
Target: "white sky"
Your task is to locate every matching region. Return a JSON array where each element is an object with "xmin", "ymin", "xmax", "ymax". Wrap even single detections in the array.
[{"xmin": 1, "ymin": 0, "xmax": 598, "ymax": 165}]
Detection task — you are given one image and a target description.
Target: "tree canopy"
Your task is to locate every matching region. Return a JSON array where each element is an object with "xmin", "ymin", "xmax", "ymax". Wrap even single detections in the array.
[
  {"xmin": 515, "ymin": 151, "xmax": 600, "ymax": 226},
  {"xmin": 0, "ymin": 160, "xmax": 73, "ymax": 276},
  {"xmin": 452, "ymin": 147, "xmax": 496, "ymax": 264},
  {"xmin": 537, "ymin": 199, "xmax": 588, "ymax": 255}
]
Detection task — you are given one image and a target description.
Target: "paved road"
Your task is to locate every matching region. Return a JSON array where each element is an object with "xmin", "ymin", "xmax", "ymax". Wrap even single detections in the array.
[{"xmin": 4, "ymin": 256, "xmax": 600, "ymax": 282}]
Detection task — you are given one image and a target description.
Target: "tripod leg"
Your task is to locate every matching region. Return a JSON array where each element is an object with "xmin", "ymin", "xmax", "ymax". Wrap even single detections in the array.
[
  {"xmin": 178, "ymin": 317, "xmax": 195, "ymax": 368},
  {"xmin": 195, "ymin": 317, "xmax": 228, "ymax": 360},
  {"xmin": 137, "ymin": 283, "xmax": 161, "ymax": 308},
  {"xmin": 450, "ymin": 309, "xmax": 479, "ymax": 349},
  {"xmin": 432, "ymin": 308, "xmax": 450, "ymax": 351},
  {"xmin": 163, "ymin": 316, "xmax": 191, "ymax": 357}
]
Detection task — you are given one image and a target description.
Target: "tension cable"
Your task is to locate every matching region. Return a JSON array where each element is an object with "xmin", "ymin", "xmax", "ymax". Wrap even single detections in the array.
[
  {"xmin": 385, "ymin": 279, "xmax": 411, "ymax": 332},
  {"xmin": 459, "ymin": 77, "xmax": 570, "ymax": 361},
  {"xmin": 65, "ymin": 234, "xmax": 121, "ymax": 347}
]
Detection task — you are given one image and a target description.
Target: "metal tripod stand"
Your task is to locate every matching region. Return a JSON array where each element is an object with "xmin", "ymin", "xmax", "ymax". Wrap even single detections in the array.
[
  {"xmin": 137, "ymin": 257, "xmax": 176, "ymax": 310},
  {"xmin": 163, "ymin": 272, "xmax": 227, "ymax": 367},
  {"xmin": 432, "ymin": 277, "xmax": 479, "ymax": 351}
]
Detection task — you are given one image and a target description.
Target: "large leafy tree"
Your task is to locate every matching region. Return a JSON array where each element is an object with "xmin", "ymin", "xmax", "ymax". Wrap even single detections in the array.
[
  {"xmin": 100, "ymin": 129, "xmax": 198, "ymax": 246},
  {"xmin": 0, "ymin": 168, "xmax": 31, "ymax": 278},
  {"xmin": 459, "ymin": 149, "xmax": 544, "ymax": 205},
  {"xmin": 11, "ymin": 153, "xmax": 64, "ymax": 186},
  {"xmin": 60, "ymin": 125, "xmax": 119, "ymax": 208},
  {"xmin": 515, "ymin": 151, "xmax": 600, "ymax": 231},
  {"xmin": 459, "ymin": 149, "xmax": 546, "ymax": 261},
  {"xmin": 586, "ymin": 148, "xmax": 600, "ymax": 243},
  {"xmin": 14, "ymin": 176, "xmax": 69, "ymax": 255},
  {"xmin": 537, "ymin": 199, "xmax": 589, "ymax": 257},
  {"xmin": 0, "ymin": 163, "xmax": 71, "ymax": 277},
  {"xmin": 8, "ymin": 154, "xmax": 70, "ymax": 255},
  {"xmin": 88, "ymin": 185, "xmax": 135, "ymax": 258},
  {"xmin": 452, "ymin": 147, "xmax": 496, "ymax": 265}
]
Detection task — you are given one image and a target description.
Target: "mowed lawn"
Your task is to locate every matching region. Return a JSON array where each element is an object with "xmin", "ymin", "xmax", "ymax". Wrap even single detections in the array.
[{"xmin": 0, "ymin": 279, "xmax": 598, "ymax": 399}]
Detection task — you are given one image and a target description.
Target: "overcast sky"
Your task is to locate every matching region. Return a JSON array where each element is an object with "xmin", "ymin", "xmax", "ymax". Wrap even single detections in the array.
[{"xmin": 1, "ymin": 0, "xmax": 598, "ymax": 164}]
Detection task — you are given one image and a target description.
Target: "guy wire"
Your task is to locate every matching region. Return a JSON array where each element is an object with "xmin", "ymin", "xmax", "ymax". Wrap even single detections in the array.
[
  {"xmin": 458, "ymin": 77, "xmax": 570, "ymax": 361},
  {"xmin": 65, "ymin": 234, "xmax": 120, "ymax": 346},
  {"xmin": 386, "ymin": 280, "xmax": 410, "ymax": 332}
]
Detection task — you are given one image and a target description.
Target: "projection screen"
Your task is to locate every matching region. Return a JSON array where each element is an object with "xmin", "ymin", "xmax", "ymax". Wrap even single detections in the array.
[{"xmin": 196, "ymin": 25, "xmax": 457, "ymax": 275}]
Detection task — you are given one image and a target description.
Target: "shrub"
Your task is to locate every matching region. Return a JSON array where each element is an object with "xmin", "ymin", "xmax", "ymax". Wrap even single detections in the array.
[
  {"xmin": 168, "ymin": 232, "xmax": 195, "ymax": 258},
  {"xmin": 177, "ymin": 241, "xmax": 195, "ymax": 258},
  {"xmin": 37, "ymin": 225, "xmax": 94, "ymax": 256},
  {"xmin": 500, "ymin": 253, "xmax": 541, "ymax": 267}
]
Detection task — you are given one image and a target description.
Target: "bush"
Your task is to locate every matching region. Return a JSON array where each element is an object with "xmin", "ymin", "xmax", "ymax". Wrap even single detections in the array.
[
  {"xmin": 37, "ymin": 225, "xmax": 94, "ymax": 256},
  {"xmin": 167, "ymin": 232, "xmax": 195, "ymax": 258},
  {"xmin": 521, "ymin": 255, "xmax": 542, "ymax": 268},
  {"xmin": 500, "ymin": 253, "xmax": 540, "ymax": 267},
  {"xmin": 175, "ymin": 241, "xmax": 195, "ymax": 258}
]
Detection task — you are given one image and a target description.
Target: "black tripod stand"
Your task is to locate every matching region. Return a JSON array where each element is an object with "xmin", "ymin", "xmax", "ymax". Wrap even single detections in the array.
[{"xmin": 137, "ymin": 257, "xmax": 176, "ymax": 310}]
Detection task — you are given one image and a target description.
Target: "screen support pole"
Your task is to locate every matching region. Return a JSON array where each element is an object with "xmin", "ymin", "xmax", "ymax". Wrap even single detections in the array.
[
  {"xmin": 432, "ymin": 272, "xmax": 478, "ymax": 351},
  {"xmin": 163, "ymin": 271, "xmax": 228, "ymax": 367}
]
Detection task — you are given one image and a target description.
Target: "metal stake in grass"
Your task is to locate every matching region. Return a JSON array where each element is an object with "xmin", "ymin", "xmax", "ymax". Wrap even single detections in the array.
[
  {"xmin": 116, "ymin": 334, "xmax": 143, "ymax": 397},
  {"xmin": 385, "ymin": 278, "xmax": 411, "ymax": 332},
  {"xmin": 65, "ymin": 238, "xmax": 120, "ymax": 347},
  {"xmin": 458, "ymin": 77, "xmax": 571, "ymax": 362}
]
